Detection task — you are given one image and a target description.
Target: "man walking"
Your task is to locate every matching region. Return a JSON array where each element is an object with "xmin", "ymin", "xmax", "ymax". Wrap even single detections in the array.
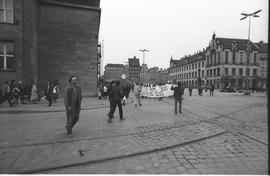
[
  {"xmin": 0, "ymin": 81, "xmax": 13, "ymax": 107},
  {"xmin": 171, "ymin": 82, "xmax": 184, "ymax": 114},
  {"xmin": 188, "ymin": 85, "xmax": 193, "ymax": 96},
  {"xmin": 64, "ymin": 76, "xmax": 82, "ymax": 137},
  {"xmin": 107, "ymin": 80, "xmax": 124, "ymax": 122},
  {"xmin": 45, "ymin": 81, "xmax": 53, "ymax": 106},
  {"xmin": 210, "ymin": 83, "xmax": 214, "ymax": 96},
  {"xmin": 133, "ymin": 83, "xmax": 142, "ymax": 107}
]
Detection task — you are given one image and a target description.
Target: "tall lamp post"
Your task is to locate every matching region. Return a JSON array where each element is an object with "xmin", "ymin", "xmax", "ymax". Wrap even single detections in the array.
[
  {"xmin": 240, "ymin": 10, "xmax": 261, "ymax": 93},
  {"xmin": 139, "ymin": 49, "xmax": 149, "ymax": 83}
]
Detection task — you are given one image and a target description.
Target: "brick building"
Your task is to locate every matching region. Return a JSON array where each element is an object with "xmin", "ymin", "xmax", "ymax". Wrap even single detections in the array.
[
  {"xmin": 0, "ymin": 0, "xmax": 101, "ymax": 96},
  {"xmin": 104, "ymin": 63, "xmax": 125, "ymax": 82},
  {"xmin": 128, "ymin": 56, "xmax": 140, "ymax": 83}
]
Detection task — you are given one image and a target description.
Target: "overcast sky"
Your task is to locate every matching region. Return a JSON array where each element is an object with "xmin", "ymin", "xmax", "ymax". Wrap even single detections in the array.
[{"xmin": 99, "ymin": 0, "xmax": 268, "ymax": 71}]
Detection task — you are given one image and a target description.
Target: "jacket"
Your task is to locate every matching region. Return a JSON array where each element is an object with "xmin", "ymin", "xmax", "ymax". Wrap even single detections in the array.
[
  {"xmin": 171, "ymin": 85, "xmax": 184, "ymax": 99},
  {"xmin": 64, "ymin": 85, "xmax": 82, "ymax": 113},
  {"xmin": 109, "ymin": 85, "xmax": 123, "ymax": 101}
]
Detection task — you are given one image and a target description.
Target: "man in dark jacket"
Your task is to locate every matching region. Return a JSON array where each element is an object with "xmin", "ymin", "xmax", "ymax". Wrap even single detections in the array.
[
  {"xmin": 171, "ymin": 82, "xmax": 184, "ymax": 114},
  {"xmin": 107, "ymin": 80, "xmax": 124, "ymax": 122},
  {"xmin": 64, "ymin": 76, "xmax": 82, "ymax": 137},
  {"xmin": 45, "ymin": 81, "xmax": 53, "ymax": 106}
]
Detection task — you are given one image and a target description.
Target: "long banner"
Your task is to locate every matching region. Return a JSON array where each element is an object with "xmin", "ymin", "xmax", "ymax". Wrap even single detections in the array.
[{"xmin": 141, "ymin": 84, "xmax": 174, "ymax": 98}]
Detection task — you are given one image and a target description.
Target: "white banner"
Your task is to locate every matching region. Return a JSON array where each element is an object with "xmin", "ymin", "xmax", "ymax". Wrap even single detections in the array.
[{"xmin": 141, "ymin": 84, "xmax": 174, "ymax": 98}]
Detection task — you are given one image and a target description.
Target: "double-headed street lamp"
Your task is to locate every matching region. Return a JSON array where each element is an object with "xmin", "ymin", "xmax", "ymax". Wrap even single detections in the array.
[
  {"xmin": 240, "ymin": 9, "xmax": 261, "ymax": 41},
  {"xmin": 240, "ymin": 9, "xmax": 261, "ymax": 93}
]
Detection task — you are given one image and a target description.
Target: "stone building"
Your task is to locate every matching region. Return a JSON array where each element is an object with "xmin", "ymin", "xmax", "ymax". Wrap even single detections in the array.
[
  {"xmin": 128, "ymin": 56, "xmax": 140, "ymax": 83},
  {"xmin": 148, "ymin": 67, "xmax": 159, "ymax": 84},
  {"xmin": 169, "ymin": 51, "xmax": 206, "ymax": 87},
  {"xmin": 103, "ymin": 63, "xmax": 125, "ymax": 82},
  {"xmin": 256, "ymin": 41, "xmax": 268, "ymax": 90},
  {"xmin": 0, "ymin": 0, "xmax": 101, "ymax": 96},
  {"xmin": 140, "ymin": 63, "xmax": 149, "ymax": 83},
  {"xmin": 158, "ymin": 68, "xmax": 169, "ymax": 84},
  {"xmin": 205, "ymin": 34, "xmax": 260, "ymax": 89}
]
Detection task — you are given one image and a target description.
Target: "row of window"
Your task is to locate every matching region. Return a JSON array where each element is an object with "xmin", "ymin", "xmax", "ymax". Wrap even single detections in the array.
[
  {"xmin": 0, "ymin": 41, "xmax": 15, "ymax": 70},
  {"xmin": 170, "ymin": 71, "xmax": 202, "ymax": 80},
  {"xmin": 170, "ymin": 67, "xmax": 257, "ymax": 80},
  {"xmin": 171, "ymin": 61, "xmax": 204, "ymax": 73},
  {"xmin": 0, "ymin": 0, "xmax": 14, "ymax": 23},
  {"xmin": 207, "ymin": 51, "xmax": 258, "ymax": 66},
  {"xmin": 223, "ymin": 68, "xmax": 257, "ymax": 76}
]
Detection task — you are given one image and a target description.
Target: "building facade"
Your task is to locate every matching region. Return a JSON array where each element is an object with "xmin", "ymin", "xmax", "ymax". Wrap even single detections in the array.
[
  {"xmin": 148, "ymin": 67, "xmax": 159, "ymax": 84},
  {"xmin": 0, "ymin": 0, "xmax": 101, "ymax": 96},
  {"xmin": 169, "ymin": 33, "xmax": 267, "ymax": 90},
  {"xmin": 158, "ymin": 68, "xmax": 169, "ymax": 84},
  {"xmin": 104, "ymin": 64, "xmax": 125, "ymax": 82},
  {"xmin": 140, "ymin": 63, "xmax": 149, "ymax": 83},
  {"xmin": 256, "ymin": 41, "xmax": 268, "ymax": 90},
  {"xmin": 128, "ymin": 56, "xmax": 140, "ymax": 83},
  {"xmin": 205, "ymin": 34, "xmax": 260, "ymax": 89},
  {"xmin": 169, "ymin": 51, "xmax": 206, "ymax": 87}
]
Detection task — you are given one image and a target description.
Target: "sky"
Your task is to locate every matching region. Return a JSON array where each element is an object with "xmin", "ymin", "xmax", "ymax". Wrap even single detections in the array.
[{"xmin": 99, "ymin": 0, "xmax": 268, "ymax": 72}]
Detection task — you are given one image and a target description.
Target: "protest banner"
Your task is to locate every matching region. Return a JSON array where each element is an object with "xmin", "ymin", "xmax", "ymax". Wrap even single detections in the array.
[{"xmin": 141, "ymin": 84, "xmax": 173, "ymax": 98}]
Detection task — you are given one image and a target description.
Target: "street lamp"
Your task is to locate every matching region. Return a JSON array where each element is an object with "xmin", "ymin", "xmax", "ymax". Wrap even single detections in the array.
[
  {"xmin": 240, "ymin": 10, "xmax": 261, "ymax": 41},
  {"xmin": 139, "ymin": 49, "xmax": 149, "ymax": 83},
  {"xmin": 240, "ymin": 10, "xmax": 261, "ymax": 94}
]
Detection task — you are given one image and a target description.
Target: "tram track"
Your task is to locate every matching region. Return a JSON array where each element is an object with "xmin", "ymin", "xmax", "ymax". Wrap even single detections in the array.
[
  {"xmin": 1, "ymin": 97, "xmax": 267, "ymax": 174},
  {"xmin": 163, "ymin": 99, "xmax": 268, "ymax": 146}
]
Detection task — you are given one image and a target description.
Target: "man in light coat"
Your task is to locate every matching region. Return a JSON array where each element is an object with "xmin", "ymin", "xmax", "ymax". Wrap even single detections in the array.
[{"xmin": 133, "ymin": 83, "xmax": 142, "ymax": 107}]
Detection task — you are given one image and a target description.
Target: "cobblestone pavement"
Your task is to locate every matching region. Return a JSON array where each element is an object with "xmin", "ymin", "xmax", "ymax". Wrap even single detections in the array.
[{"xmin": 0, "ymin": 91, "xmax": 268, "ymax": 174}]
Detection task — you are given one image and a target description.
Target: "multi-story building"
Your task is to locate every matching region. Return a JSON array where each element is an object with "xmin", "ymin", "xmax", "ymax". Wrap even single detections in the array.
[
  {"xmin": 256, "ymin": 41, "xmax": 268, "ymax": 89},
  {"xmin": 104, "ymin": 64, "xmax": 125, "ymax": 82},
  {"xmin": 148, "ymin": 67, "xmax": 160, "ymax": 84},
  {"xmin": 140, "ymin": 63, "xmax": 149, "ymax": 83},
  {"xmin": 205, "ymin": 33, "xmax": 260, "ymax": 89},
  {"xmin": 128, "ymin": 56, "xmax": 140, "ymax": 83},
  {"xmin": 0, "ymin": 0, "xmax": 101, "ymax": 96},
  {"xmin": 169, "ymin": 50, "xmax": 206, "ymax": 87},
  {"xmin": 158, "ymin": 68, "xmax": 169, "ymax": 84}
]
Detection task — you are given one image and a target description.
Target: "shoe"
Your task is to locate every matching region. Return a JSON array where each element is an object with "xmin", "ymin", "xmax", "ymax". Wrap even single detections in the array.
[
  {"xmin": 67, "ymin": 134, "xmax": 73, "ymax": 138},
  {"xmin": 107, "ymin": 118, "xmax": 112, "ymax": 123},
  {"xmin": 139, "ymin": 104, "xmax": 142, "ymax": 106},
  {"xmin": 120, "ymin": 118, "xmax": 125, "ymax": 121}
]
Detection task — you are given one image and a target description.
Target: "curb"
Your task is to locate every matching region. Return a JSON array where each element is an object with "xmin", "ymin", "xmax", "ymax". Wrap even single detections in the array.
[{"xmin": 0, "ymin": 99, "xmax": 134, "ymax": 114}]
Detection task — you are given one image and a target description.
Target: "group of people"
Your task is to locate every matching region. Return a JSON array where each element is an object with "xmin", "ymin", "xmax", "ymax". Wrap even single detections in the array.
[
  {"xmin": 0, "ymin": 80, "xmax": 24, "ymax": 107},
  {"xmin": 187, "ymin": 84, "xmax": 215, "ymax": 97},
  {"xmin": 0, "ymin": 80, "xmax": 60, "ymax": 108},
  {"xmin": 30, "ymin": 81, "xmax": 60, "ymax": 106}
]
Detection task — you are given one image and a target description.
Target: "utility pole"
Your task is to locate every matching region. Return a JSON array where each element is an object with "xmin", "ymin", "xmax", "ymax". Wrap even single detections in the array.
[{"xmin": 139, "ymin": 49, "xmax": 149, "ymax": 83}]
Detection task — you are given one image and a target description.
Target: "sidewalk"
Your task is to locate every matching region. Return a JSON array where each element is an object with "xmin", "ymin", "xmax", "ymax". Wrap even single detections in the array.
[{"xmin": 0, "ymin": 97, "xmax": 110, "ymax": 114}]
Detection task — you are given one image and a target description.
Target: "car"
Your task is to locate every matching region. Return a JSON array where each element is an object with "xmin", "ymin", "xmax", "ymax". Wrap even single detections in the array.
[{"xmin": 219, "ymin": 86, "xmax": 236, "ymax": 92}]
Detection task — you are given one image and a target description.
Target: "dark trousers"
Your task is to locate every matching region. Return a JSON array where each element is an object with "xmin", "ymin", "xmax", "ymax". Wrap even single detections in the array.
[
  {"xmin": 109, "ymin": 99, "xmax": 123, "ymax": 119},
  {"xmin": 66, "ymin": 110, "xmax": 80, "ymax": 134},
  {"xmin": 189, "ymin": 90, "xmax": 192, "ymax": 96},
  {"xmin": 0, "ymin": 94, "xmax": 13, "ymax": 106},
  {"xmin": 46, "ymin": 95, "xmax": 52, "ymax": 106},
  {"xmin": 210, "ymin": 90, "xmax": 214, "ymax": 96},
  {"xmin": 174, "ymin": 98, "xmax": 182, "ymax": 114}
]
